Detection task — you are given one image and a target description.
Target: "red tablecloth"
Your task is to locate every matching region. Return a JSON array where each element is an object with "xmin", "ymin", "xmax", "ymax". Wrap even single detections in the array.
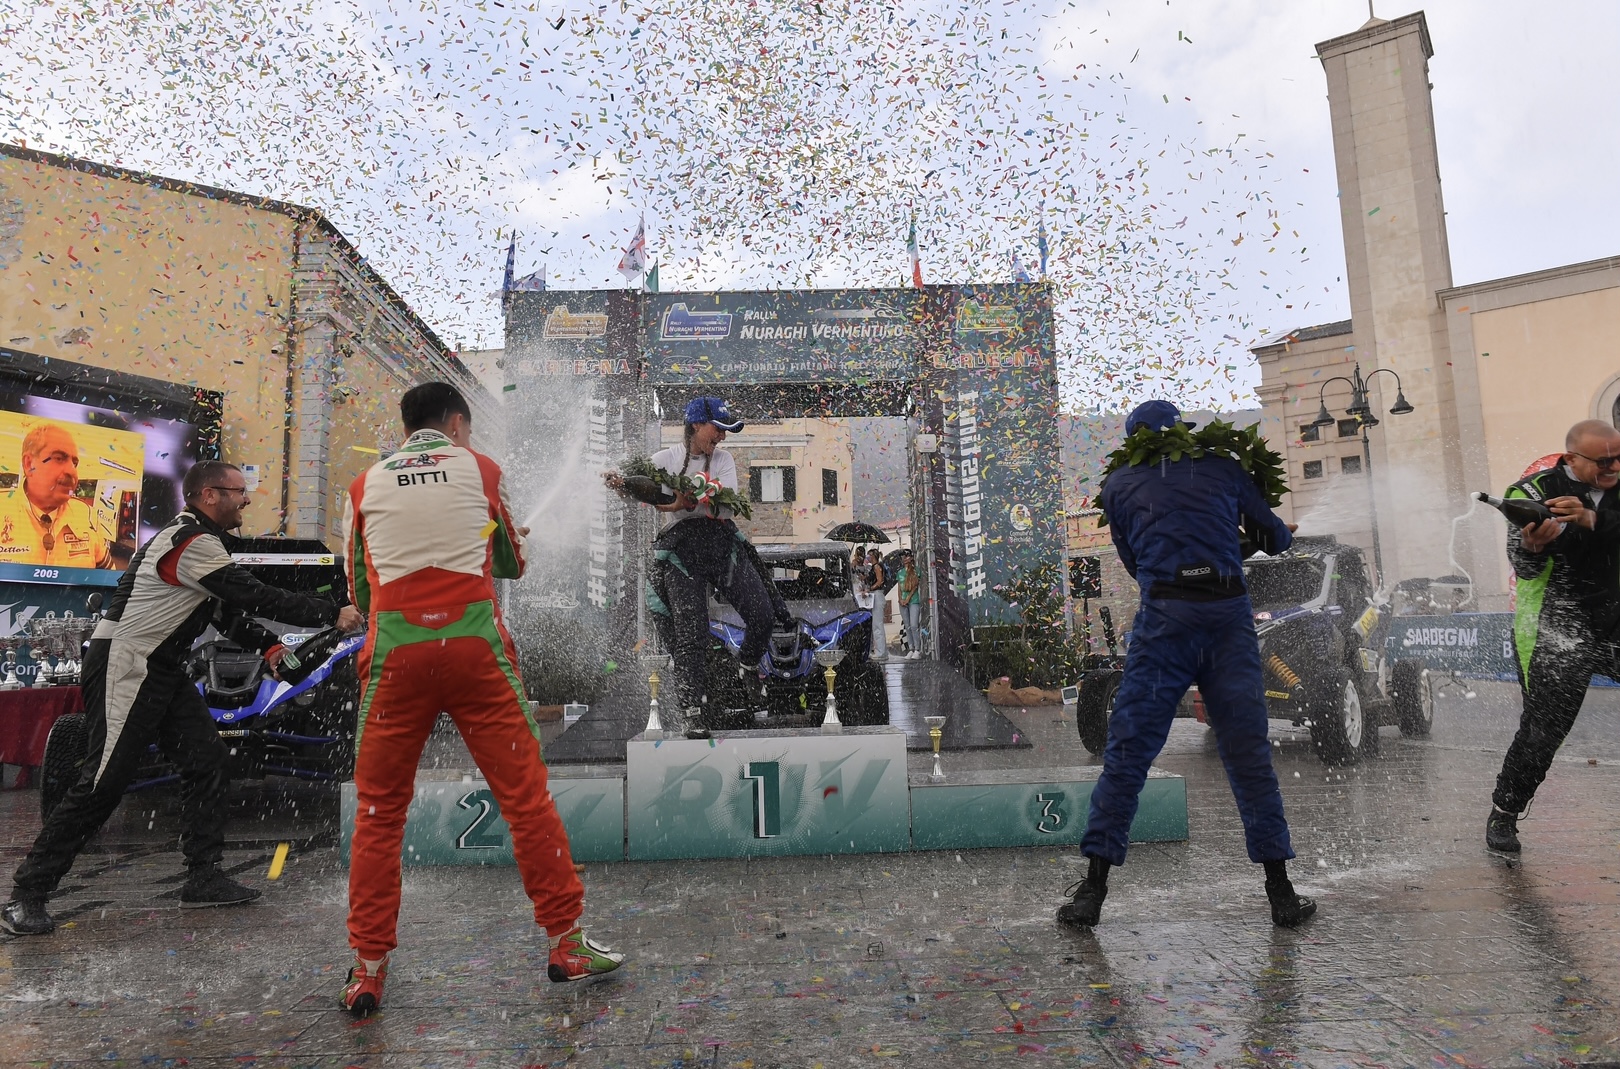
[{"xmin": 0, "ymin": 687, "xmax": 84, "ymax": 767}]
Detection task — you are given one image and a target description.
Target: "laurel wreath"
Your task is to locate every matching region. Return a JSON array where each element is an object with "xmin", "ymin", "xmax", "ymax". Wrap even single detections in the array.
[
  {"xmin": 1097, "ymin": 420, "xmax": 1289, "ymax": 527},
  {"xmin": 620, "ymin": 455, "xmax": 754, "ymax": 520}
]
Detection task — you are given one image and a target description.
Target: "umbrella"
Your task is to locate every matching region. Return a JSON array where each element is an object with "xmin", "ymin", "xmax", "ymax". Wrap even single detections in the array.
[{"xmin": 826, "ymin": 521, "xmax": 890, "ymax": 544}]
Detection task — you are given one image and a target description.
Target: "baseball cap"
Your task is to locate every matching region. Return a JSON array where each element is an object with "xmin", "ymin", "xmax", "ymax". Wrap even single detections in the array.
[
  {"xmin": 1125, "ymin": 399, "xmax": 1196, "ymax": 434},
  {"xmin": 684, "ymin": 396, "xmax": 744, "ymax": 433}
]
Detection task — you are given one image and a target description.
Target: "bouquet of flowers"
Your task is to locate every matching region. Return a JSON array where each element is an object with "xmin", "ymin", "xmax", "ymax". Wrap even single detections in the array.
[
  {"xmin": 614, "ymin": 456, "xmax": 754, "ymax": 520},
  {"xmin": 1096, "ymin": 419, "xmax": 1288, "ymax": 528}
]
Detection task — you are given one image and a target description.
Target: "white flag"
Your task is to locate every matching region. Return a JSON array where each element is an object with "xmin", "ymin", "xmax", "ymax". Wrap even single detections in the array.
[{"xmin": 617, "ymin": 216, "xmax": 647, "ymax": 279}]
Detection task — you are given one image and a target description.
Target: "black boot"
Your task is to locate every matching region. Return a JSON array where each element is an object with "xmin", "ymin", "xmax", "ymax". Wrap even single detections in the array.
[
  {"xmin": 1264, "ymin": 860, "xmax": 1316, "ymax": 928},
  {"xmin": 682, "ymin": 706, "xmax": 711, "ymax": 740},
  {"xmin": 0, "ymin": 896, "xmax": 55, "ymax": 936},
  {"xmin": 1057, "ymin": 857, "xmax": 1110, "ymax": 927},
  {"xmin": 180, "ymin": 866, "xmax": 262, "ymax": 908},
  {"xmin": 1486, "ymin": 807, "xmax": 1521, "ymax": 853}
]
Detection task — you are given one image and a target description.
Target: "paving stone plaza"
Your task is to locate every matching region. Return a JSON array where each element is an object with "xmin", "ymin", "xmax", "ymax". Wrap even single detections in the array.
[{"xmin": 7, "ymin": 679, "xmax": 1620, "ymax": 1068}]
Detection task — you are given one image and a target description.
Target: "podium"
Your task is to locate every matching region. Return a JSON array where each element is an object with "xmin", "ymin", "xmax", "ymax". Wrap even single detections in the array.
[
  {"xmin": 341, "ymin": 723, "xmax": 1191, "ymax": 866},
  {"xmin": 626, "ymin": 727, "xmax": 911, "ymax": 861}
]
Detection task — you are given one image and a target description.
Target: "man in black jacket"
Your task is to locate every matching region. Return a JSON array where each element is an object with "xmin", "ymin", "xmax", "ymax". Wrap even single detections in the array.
[
  {"xmin": 1488, "ymin": 419, "xmax": 1620, "ymax": 853},
  {"xmin": 1, "ymin": 461, "xmax": 362, "ymax": 935}
]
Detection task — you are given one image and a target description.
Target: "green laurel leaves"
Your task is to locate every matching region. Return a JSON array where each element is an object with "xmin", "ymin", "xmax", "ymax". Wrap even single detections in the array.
[
  {"xmin": 619, "ymin": 455, "xmax": 755, "ymax": 520},
  {"xmin": 1096, "ymin": 419, "xmax": 1289, "ymax": 527}
]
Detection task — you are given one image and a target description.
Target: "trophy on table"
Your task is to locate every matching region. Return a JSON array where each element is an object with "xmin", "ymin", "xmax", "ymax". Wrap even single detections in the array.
[
  {"xmin": 924, "ymin": 716, "xmax": 947, "ymax": 781},
  {"xmin": 642, "ymin": 652, "xmax": 673, "ymax": 740},
  {"xmin": 0, "ymin": 638, "xmax": 20, "ymax": 690},
  {"xmin": 28, "ymin": 614, "xmax": 55, "ymax": 688},
  {"xmin": 58, "ymin": 611, "xmax": 93, "ymax": 685},
  {"xmin": 814, "ymin": 648, "xmax": 846, "ymax": 734}
]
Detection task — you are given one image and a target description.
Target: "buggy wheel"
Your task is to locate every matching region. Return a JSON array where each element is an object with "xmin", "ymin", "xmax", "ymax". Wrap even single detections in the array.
[
  {"xmin": 1075, "ymin": 670, "xmax": 1121, "ymax": 756},
  {"xmin": 40, "ymin": 713, "xmax": 88, "ymax": 822},
  {"xmin": 1391, "ymin": 660, "xmax": 1434, "ymax": 738},
  {"xmin": 1309, "ymin": 673, "xmax": 1379, "ymax": 766}
]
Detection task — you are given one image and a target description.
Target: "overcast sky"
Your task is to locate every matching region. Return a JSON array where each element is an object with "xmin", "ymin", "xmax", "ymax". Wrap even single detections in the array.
[
  {"xmin": 1, "ymin": 0, "xmax": 1614, "ymax": 409},
  {"xmin": 1083, "ymin": 0, "xmax": 1620, "ymax": 325}
]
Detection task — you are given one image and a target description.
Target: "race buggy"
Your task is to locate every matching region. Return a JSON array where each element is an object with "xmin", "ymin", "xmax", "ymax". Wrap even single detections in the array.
[
  {"xmin": 704, "ymin": 541, "xmax": 889, "ymax": 729},
  {"xmin": 39, "ymin": 538, "xmax": 363, "ymax": 820},
  {"xmin": 1075, "ymin": 536, "xmax": 1435, "ymax": 767}
]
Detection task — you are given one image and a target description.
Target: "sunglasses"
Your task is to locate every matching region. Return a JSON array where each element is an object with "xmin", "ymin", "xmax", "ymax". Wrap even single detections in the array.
[{"xmin": 1570, "ymin": 451, "xmax": 1620, "ymax": 470}]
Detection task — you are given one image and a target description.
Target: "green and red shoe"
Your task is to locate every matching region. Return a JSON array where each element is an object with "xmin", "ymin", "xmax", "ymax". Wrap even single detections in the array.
[
  {"xmin": 341, "ymin": 956, "xmax": 388, "ymax": 1017},
  {"xmin": 547, "ymin": 927, "xmax": 625, "ymax": 983}
]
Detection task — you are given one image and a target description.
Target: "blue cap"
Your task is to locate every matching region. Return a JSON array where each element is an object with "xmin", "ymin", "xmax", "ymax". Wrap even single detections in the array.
[
  {"xmin": 684, "ymin": 396, "xmax": 744, "ymax": 432},
  {"xmin": 1125, "ymin": 399, "xmax": 1195, "ymax": 434}
]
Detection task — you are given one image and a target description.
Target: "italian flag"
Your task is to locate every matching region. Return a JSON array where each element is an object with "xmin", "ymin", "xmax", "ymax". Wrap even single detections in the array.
[{"xmin": 907, "ymin": 213, "xmax": 923, "ymax": 288}]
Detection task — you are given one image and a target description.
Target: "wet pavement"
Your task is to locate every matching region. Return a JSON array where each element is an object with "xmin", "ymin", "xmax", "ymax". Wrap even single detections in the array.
[{"xmin": 6, "ymin": 679, "xmax": 1620, "ymax": 1067}]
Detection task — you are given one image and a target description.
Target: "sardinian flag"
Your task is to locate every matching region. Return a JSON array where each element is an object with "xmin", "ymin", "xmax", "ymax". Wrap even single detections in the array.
[{"xmin": 617, "ymin": 215, "xmax": 647, "ymax": 280}]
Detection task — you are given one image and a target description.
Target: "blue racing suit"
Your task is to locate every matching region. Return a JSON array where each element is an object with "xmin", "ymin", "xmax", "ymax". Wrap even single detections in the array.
[{"xmin": 1082, "ymin": 453, "xmax": 1297, "ymax": 866}]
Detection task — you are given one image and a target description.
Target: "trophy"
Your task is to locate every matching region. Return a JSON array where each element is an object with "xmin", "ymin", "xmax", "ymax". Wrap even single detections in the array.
[
  {"xmin": 46, "ymin": 613, "xmax": 71, "ymax": 684},
  {"xmin": 29, "ymin": 615, "xmax": 54, "ymax": 688},
  {"xmin": 0, "ymin": 638, "xmax": 20, "ymax": 690},
  {"xmin": 642, "ymin": 653, "xmax": 672, "ymax": 740},
  {"xmin": 814, "ymin": 648, "xmax": 846, "ymax": 733},
  {"xmin": 924, "ymin": 716, "xmax": 947, "ymax": 781}
]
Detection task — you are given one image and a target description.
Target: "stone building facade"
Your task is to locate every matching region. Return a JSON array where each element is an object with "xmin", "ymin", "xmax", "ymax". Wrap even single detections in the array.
[
  {"xmin": 1254, "ymin": 12, "xmax": 1619, "ymax": 607},
  {"xmin": 0, "ymin": 144, "xmax": 491, "ymax": 547}
]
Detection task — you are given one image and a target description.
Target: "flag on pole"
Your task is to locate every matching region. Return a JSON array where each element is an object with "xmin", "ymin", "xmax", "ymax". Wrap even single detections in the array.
[
  {"xmin": 501, "ymin": 234, "xmax": 517, "ymax": 298},
  {"xmin": 617, "ymin": 215, "xmax": 647, "ymax": 280},
  {"xmin": 1011, "ymin": 249, "xmax": 1032, "ymax": 283},
  {"xmin": 1037, "ymin": 213, "xmax": 1049, "ymax": 278},
  {"xmin": 907, "ymin": 213, "xmax": 922, "ymax": 288},
  {"xmin": 643, "ymin": 261, "xmax": 660, "ymax": 293},
  {"xmin": 511, "ymin": 266, "xmax": 546, "ymax": 292}
]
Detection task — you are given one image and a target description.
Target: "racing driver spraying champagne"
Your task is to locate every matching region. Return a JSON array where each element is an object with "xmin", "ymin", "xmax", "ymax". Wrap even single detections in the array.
[{"xmin": 338, "ymin": 382, "xmax": 623, "ymax": 1017}]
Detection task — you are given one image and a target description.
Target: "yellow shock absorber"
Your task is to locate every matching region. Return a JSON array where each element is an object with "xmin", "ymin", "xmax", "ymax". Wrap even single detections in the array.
[{"xmin": 1266, "ymin": 654, "xmax": 1302, "ymax": 689}]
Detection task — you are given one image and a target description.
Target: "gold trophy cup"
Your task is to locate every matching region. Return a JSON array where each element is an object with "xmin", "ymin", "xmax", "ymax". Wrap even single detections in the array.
[
  {"xmin": 642, "ymin": 653, "xmax": 673, "ymax": 740},
  {"xmin": 924, "ymin": 715, "xmax": 947, "ymax": 780},
  {"xmin": 813, "ymin": 648, "xmax": 846, "ymax": 733}
]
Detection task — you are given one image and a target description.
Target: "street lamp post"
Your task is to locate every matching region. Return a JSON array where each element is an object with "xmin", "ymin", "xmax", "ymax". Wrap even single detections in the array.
[{"xmin": 1310, "ymin": 363, "xmax": 1414, "ymax": 586}]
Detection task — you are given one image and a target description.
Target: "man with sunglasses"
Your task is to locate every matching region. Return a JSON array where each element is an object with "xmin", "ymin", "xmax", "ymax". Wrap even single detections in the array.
[
  {"xmin": 1, "ymin": 459, "xmax": 362, "ymax": 936},
  {"xmin": 1488, "ymin": 419, "xmax": 1620, "ymax": 854}
]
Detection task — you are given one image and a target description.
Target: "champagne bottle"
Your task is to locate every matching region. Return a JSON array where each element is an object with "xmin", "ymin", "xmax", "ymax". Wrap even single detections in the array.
[{"xmin": 1474, "ymin": 491, "xmax": 1554, "ymax": 527}]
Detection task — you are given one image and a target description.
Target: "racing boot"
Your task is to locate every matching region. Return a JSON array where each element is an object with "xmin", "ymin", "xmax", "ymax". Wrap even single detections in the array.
[
  {"xmin": 1264, "ymin": 860, "xmax": 1317, "ymax": 928},
  {"xmin": 682, "ymin": 706, "xmax": 711, "ymax": 741},
  {"xmin": 1057, "ymin": 857, "xmax": 1109, "ymax": 928},
  {"xmin": 179, "ymin": 865, "xmax": 262, "ymax": 908},
  {"xmin": 341, "ymin": 955, "xmax": 388, "ymax": 1016},
  {"xmin": 1486, "ymin": 807, "xmax": 1521, "ymax": 853},
  {"xmin": 0, "ymin": 896, "xmax": 54, "ymax": 936},
  {"xmin": 548, "ymin": 926, "xmax": 626, "ymax": 983}
]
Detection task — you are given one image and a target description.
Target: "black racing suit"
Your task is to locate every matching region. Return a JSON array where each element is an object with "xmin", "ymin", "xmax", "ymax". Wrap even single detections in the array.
[
  {"xmin": 12, "ymin": 509, "xmax": 340, "ymax": 899},
  {"xmin": 1493, "ymin": 465, "xmax": 1620, "ymax": 815},
  {"xmin": 646, "ymin": 516, "xmax": 788, "ymax": 718}
]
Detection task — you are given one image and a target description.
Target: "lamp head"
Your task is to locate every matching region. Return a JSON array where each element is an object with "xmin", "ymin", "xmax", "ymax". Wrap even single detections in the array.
[
  {"xmin": 1389, "ymin": 391, "xmax": 1414, "ymax": 416},
  {"xmin": 1310, "ymin": 403, "xmax": 1335, "ymax": 429}
]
